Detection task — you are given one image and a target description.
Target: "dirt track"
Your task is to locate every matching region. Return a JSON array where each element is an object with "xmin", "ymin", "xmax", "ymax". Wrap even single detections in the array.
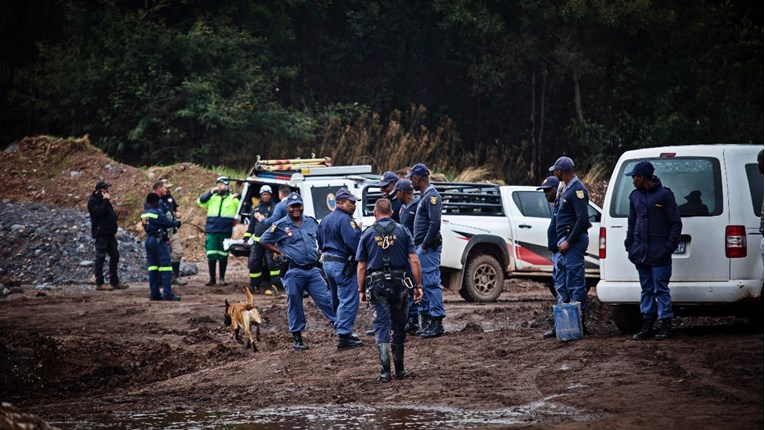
[{"xmin": 0, "ymin": 267, "xmax": 761, "ymax": 429}]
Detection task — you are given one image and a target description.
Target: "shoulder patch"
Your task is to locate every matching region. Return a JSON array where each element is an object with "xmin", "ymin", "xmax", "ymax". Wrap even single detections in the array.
[
  {"xmin": 576, "ymin": 190, "xmax": 585, "ymax": 199},
  {"xmin": 268, "ymin": 224, "xmax": 277, "ymax": 233},
  {"xmin": 430, "ymin": 196, "xmax": 437, "ymax": 204},
  {"xmin": 350, "ymin": 220, "xmax": 357, "ymax": 229}
]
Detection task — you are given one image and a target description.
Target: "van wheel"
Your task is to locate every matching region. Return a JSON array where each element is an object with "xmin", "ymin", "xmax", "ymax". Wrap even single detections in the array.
[
  {"xmin": 460, "ymin": 255, "xmax": 504, "ymax": 302},
  {"xmin": 611, "ymin": 305, "xmax": 642, "ymax": 334}
]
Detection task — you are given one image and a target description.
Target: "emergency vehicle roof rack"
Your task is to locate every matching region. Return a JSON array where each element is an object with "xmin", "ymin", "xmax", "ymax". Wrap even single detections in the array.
[{"xmin": 247, "ymin": 155, "xmax": 373, "ymax": 180}]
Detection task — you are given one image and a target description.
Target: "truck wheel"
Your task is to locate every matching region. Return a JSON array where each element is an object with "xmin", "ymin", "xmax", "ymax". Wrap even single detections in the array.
[
  {"xmin": 461, "ymin": 255, "xmax": 504, "ymax": 302},
  {"xmin": 611, "ymin": 304, "xmax": 642, "ymax": 334}
]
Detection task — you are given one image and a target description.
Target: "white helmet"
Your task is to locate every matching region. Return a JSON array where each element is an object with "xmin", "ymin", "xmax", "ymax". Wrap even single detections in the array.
[{"xmin": 259, "ymin": 185, "xmax": 273, "ymax": 195}]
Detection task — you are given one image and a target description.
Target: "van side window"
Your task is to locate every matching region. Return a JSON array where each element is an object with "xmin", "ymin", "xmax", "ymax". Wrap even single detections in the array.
[
  {"xmin": 610, "ymin": 157, "xmax": 723, "ymax": 218},
  {"xmin": 512, "ymin": 191, "xmax": 553, "ymax": 218},
  {"xmin": 745, "ymin": 163, "xmax": 764, "ymax": 218}
]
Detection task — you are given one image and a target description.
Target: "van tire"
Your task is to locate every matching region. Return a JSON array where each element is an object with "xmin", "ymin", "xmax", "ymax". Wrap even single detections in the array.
[
  {"xmin": 460, "ymin": 254, "xmax": 504, "ymax": 302},
  {"xmin": 611, "ymin": 304, "xmax": 642, "ymax": 334}
]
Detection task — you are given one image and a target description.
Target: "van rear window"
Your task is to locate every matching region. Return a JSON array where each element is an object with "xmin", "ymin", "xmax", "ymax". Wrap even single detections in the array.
[{"xmin": 610, "ymin": 157, "xmax": 723, "ymax": 218}]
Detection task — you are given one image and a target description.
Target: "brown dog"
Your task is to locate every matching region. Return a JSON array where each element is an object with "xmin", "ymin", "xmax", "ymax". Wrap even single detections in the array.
[{"xmin": 224, "ymin": 286, "xmax": 263, "ymax": 352}]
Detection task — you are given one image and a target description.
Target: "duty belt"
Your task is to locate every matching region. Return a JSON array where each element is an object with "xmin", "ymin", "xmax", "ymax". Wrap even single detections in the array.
[
  {"xmin": 322, "ymin": 255, "xmax": 346, "ymax": 263},
  {"xmin": 289, "ymin": 262, "xmax": 317, "ymax": 271}
]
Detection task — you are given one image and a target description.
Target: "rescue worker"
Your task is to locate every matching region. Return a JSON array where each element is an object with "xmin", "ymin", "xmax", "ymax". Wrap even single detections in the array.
[
  {"xmin": 318, "ymin": 187, "xmax": 364, "ymax": 350},
  {"xmin": 87, "ymin": 181, "xmax": 129, "ymax": 291},
  {"xmin": 259, "ymin": 185, "xmax": 291, "ymax": 229},
  {"xmin": 537, "ymin": 175, "xmax": 564, "ymax": 338},
  {"xmin": 259, "ymin": 192, "xmax": 337, "ymax": 351},
  {"xmin": 625, "ymin": 160, "xmax": 682, "ymax": 340},
  {"xmin": 407, "ymin": 163, "xmax": 445, "ymax": 338},
  {"xmin": 378, "ymin": 171, "xmax": 403, "ymax": 222},
  {"xmin": 153, "ymin": 180, "xmax": 186, "ymax": 286},
  {"xmin": 357, "ymin": 198, "xmax": 423, "ymax": 382},
  {"xmin": 142, "ymin": 192, "xmax": 182, "ymax": 301},
  {"xmin": 197, "ymin": 176, "xmax": 240, "ymax": 286},
  {"xmin": 244, "ymin": 185, "xmax": 280, "ymax": 295},
  {"xmin": 394, "ymin": 179, "xmax": 424, "ymax": 334},
  {"xmin": 549, "ymin": 156, "xmax": 591, "ymax": 333}
]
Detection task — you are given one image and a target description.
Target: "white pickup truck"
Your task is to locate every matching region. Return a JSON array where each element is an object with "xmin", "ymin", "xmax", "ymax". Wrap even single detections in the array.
[{"xmin": 231, "ymin": 159, "xmax": 601, "ymax": 303}]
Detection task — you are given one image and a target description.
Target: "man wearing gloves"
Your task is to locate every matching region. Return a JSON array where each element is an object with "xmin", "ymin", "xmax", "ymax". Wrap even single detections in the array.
[{"xmin": 197, "ymin": 176, "xmax": 240, "ymax": 286}]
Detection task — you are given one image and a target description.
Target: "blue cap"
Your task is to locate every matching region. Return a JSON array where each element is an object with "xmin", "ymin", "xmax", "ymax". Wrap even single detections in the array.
[
  {"xmin": 405, "ymin": 163, "xmax": 430, "ymax": 178},
  {"xmin": 536, "ymin": 176, "xmax": 560, "ymax": 190},
  {"xmin": 624, "ymin": 160, "xmax": 655, "ymax": 177},
  {"xmin": 377, "ymin": 171, "xmax": 399, "ymax": 187},
  {"xmin": 285, "ymin": 192, "xmax": 304, "ymax": 206},
  {"xmin": 335, "ymin": 187, "xmax": 359, "ymax": 202},
  {"xmin": 393, "ymin": 179, "xmax": 414, "ymax": 192},
  {"xmin": 548, "ymin": 156, "xmax": 575, "ymax": 172}
]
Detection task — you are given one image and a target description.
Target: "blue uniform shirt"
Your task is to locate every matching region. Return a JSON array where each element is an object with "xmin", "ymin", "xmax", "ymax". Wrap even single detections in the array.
[
  {"xmin": 262, "ymin": 199, "xmax": 288, "ymax": 229},
  {"xmin": 356, "ymin": 218, "xmax": 415, "ymax": 272},
  {"xmin": 555, "ymin": 176, "xmax": 589, "ymax": 245},
  {"xmin": 547, "ymin": 201, "xmax": 559, "ymax": 252},
  {"xmin": 390, "ymin": 195, "xmax": 403, "ymax": 223},
  {"xmin": 141, "ymin": 206, "xmax": 180, "ymax": 237},
  {"xmin": 260, "ymin": 215, "xmax": 320, "ymax": 267},
  {"xmin": 318, "ymin": 208, "xmax": 361, "ymax": 259},
  {"xmin": 625, "ymin": 177, "xmax": 682, "ymax": 266},
  {"xmin": 413, "ymin": 185, "xmax": 442, "ymax": 249},
  {"xmin": 398, "ymin": 196, "xmax": 420, "ymax": 234}
]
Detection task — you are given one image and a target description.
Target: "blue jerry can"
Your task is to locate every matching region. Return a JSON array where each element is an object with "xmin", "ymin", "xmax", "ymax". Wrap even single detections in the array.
[{"xmin": 553, "ymin": 302, "xmax": 582, "ymax": 341}]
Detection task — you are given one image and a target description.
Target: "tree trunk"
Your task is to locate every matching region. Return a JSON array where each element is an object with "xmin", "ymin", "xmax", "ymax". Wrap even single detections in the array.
[
  {"xmin": 573, "ymin": 68, "xmax": 584, "ymax": 123},
  {"xmin": 529, "ymin": 73, "xmax": 537, "ymax": 181}
]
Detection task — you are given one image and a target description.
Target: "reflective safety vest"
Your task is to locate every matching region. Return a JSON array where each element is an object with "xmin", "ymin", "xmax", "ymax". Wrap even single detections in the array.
[{"xmin": 197, "ymin": 191, "xmax": 240, "ymax": 234}]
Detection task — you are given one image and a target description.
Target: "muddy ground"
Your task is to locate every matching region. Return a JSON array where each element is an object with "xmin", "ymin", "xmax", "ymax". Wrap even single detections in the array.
[{"xmin": 0, "ymin": 266, "xmax": 761, "ymax": 429}]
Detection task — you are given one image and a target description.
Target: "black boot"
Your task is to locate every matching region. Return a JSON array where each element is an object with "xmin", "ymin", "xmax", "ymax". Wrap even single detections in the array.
[
  {"xmin": 415, "ymin": 314, "xmax": 431, "ymax": 336},
  {"xmin": 337, "ymin": 333, "xmax": 364, "ymax": 350},
  {"xmin": 365, "ymin": 328, "xmax": 375, "ymax": 336},
  {"xmin": 206, "ymin": 260, "xmax": 216, "ymax": 286},
  {"xmin": 654, "ymin": 318, "xmax": 672, "ymax": 340},
  {"xmin": 420, "ymin": 316, "xmax": 444, "ymax": 338},
  {"xmin": 632, "ymin": 314, "xmax": 657, "ymax": 340},
  {"xmin": 581, "ymin": 313, "xmax": 589, "ymax": 336},
  {"xmin": 171, "ymin": 262, "xmax": 187, "ymax": 285},
  {"xmin": 292, "ymin": 332, "xmax": 309, "ymax": 350},
  {"xmin": 219, "ymin": 259, "xmax": 228, "ymax": 286},
  {"xmin": 392, "ymin": 343, "xmax": 406, "ymax": 379},
  {"xmin": 404, "ymin": 314, "xmax": 419, "ymax": 334},
  {"xmin": 543, "ymin": 327, "xmax": 557, "ymax": 339},
  {"xmin": 377, "ymin": 343, "xmax": 391, "ymax": 383}
]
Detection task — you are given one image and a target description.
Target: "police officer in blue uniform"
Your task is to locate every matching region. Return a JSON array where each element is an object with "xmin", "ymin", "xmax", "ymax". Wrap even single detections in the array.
[
  {"xmin": 318, "ymin": 187, "xmax": 364, "ymax": 350},
  {"xmin": 549, "ymin": 156, "xmax": 591, "ymax": 333},
  {"xmin": 537, "ymin": 176, "xmax": 565, "ymax": 338},
  {"xmin": 378, "ymin": 171, "xmax": 403, "ymax": 222},
  {"xmin": 408, "ymin": 163, "xmax": 445, "ymax": 338},
  {"xmin": 141, "ymin": 192, "xmax": 182, "ymax": 301},
  {"xmin": 357, "ymin": 198, "xmax": 423, "ymax": 382},
  {"xmin": 394, "ymin": 179, "xmax": 425, "ymax": 334},
  {"xmin": 259, "ymin": 192, "xmax": 337, "ymax": 351}
]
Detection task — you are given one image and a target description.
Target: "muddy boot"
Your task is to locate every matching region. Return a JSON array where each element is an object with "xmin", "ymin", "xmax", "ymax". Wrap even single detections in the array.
[
  {"xmin": 365, "ymin": 328, "xmax": 375, "ymax": 336},
  {"xmin": 292, "ymin": 332, "xmax": 309, "ymax": 351},
  {"xmin": 543, "ymin": 327, "xmax": 557, "ymax": 339},
  {"xmin": 416, "ymin": 314, "xmax": 431, "ymax": 336},
  {"xmin": 632, "ymin": 314, "xmax": 657, "ymax": 340},
  {"xmin": 205, "ymin": 260, "xmax": 217, "ymax": 286},
  {"xmin": 404, "ymin": 314, "xmax": 419, "ymax": 334},
  {"xmin": 392, "ymin": 343, "xmax": 406, "ymax": 379},
  {"xmin": 171, "ymin": 262, "xmax": 187, "ymax": 286},
  {"xmin": 337, "ymin": 333, "xmax": 364, "ymax": 350},
  {"xmin": 581, "ymin": 313, "xmax": 589, "ymax": 336},
  {"xmin": 377, "ymin": 343, "xmax": 391, "ymax": 383},
  {"xmin": 654, "ymin": 318, "xmax": 672, "ymax": 340},
  {"xmin": 420, "ymin": 316, "xmax": 444, "ymax": 338},
  {"xmin": 219, "ymin": 259, "xmax": 228, "ymax": 286}
]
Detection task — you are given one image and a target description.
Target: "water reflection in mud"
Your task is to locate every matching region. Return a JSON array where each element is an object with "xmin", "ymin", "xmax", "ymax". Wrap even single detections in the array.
[{"xmin": 53, "ymin": 399, "xmax": 603, "ymax": 429}]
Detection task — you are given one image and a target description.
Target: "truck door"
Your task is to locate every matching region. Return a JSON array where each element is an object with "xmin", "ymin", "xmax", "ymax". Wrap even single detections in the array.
[{"xmin": 503, "ymin": 187, "xmax": 555, "ymax": 271}]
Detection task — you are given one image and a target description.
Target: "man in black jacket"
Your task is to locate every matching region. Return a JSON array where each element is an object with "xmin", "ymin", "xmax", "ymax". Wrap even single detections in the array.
[{"xmin": 87, "ymin": 181, "xmax": 129, "ymax": 291}]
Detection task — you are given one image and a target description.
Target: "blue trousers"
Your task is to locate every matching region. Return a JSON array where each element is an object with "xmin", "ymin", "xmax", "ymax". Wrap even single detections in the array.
[
  {"xmin": 145, "ymin": 236, "xmax": 172, "ymax": 299},
  {"xmin": 373, "ymin": 291, "xmax": 407, "ymax": 345},
  {"xmin": 558, "ymin": 233, "xmax": 588, "ymax": 313},
  {"xmin": 552, "ymin": 251, "xmax": 568, "ymax": 303},
  {"xmin": 323, "ymin": 260, "xmax": 360, "ymax": 335},
  {"xmin": 637, "ymin": 263, "xmax": 674, "ymax": 319},
  {"xmin": 416, "ymin": 244, "xmax": 444, "ymax": 318},
  {"xmin": 283, "ymin": 267, "xmax": 336, "ymax": 333}
]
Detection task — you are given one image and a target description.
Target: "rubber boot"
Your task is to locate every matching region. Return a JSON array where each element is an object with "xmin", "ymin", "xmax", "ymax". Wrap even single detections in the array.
[
  {"xmin": 581, "ymin": 313, "xmax": 589, "ymax": 336},
  {"xmin": 377, "ymin": 343, "xmax": 391, "ymax": 383},
  {"xmin": 392, "ymin": 343, "xmax": 406, "ymax": 379},
  {"xmin": 219, "ymin": 259, "xmax": 228, "ymax": 286},
  {"xmin": 172, "ymin": 262, "xmax": 187, "ymax": 285},
  {"xmin": 292, "ymin": 332, "xmax": 309, "ymax": 351},
  {"xmin": 420, "ymin": 316, "xmax": 444, "ymax": 338},
  {"xmin": 337, "ymin": 333, "xmax": 364, "ymax": 350},
  {"xmin": 654, "ymin": 318, "xmax": 672, "ymax": 340},
  {"xmin": 248, "ymin": 277, "xmax": 260, "ymax": 294},
  {"xmin": 205, "ymin": 260, "xmax": 216, "ymax": 286},
  {"xmin": 632, "ymin": 314, "xmax": 657, "ymax": 340},
  {"xmin": 416, "ymin": 314, "xmax": 431, "ymax": 336},
  {"xmin": 404, "ymin": 314, "xmax": 419, "ymax": 334}
]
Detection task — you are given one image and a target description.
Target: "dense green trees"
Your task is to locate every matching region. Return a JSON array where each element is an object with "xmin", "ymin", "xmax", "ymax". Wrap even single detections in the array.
[{"xmin": 1, "ymin": 0, "xmax": 761, "ymax": 181}]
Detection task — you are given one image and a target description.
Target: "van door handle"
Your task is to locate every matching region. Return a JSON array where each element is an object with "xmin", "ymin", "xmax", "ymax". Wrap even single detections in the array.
[
  {"xmin": 611, "ymin": 225, "xmax": 624, "ymax": 228},
  {"xmin": 519, "ymin": 224, "xmax": 532, "ymax": 229}
]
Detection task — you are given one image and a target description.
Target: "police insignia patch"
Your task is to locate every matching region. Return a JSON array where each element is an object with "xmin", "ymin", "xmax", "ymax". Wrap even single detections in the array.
[
  {"xmin": 430, "ymin": 196, "xmax": 437, "ymax": 204},
  {"xmin": 269, "ymin": 225, "xmax": 277, "ymax": 233},
  {"xmin": 576, "ymin": 190, "xmax": 584, "ymax": 199},
  {"xmin": 350, "ymin": 221, "xmax": 357, "ymax": 229}
]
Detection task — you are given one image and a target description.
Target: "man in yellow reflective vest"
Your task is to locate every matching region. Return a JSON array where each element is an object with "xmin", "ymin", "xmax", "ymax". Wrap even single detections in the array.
[{"xmin": 197, "ymin": 176, "xmax": 240, "ymax": 286}]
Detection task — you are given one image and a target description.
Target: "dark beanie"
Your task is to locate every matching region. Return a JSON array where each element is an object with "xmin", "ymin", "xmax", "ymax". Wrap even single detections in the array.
[{"xmin": 146, "ymin": 192, "xmax": 160, "ymax": 205}]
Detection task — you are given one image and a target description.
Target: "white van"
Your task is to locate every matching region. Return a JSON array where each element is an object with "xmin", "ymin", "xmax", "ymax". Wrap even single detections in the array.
[{"xmin": 596, "ymin": 144, "xmax": 764, "ymax": 333}]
